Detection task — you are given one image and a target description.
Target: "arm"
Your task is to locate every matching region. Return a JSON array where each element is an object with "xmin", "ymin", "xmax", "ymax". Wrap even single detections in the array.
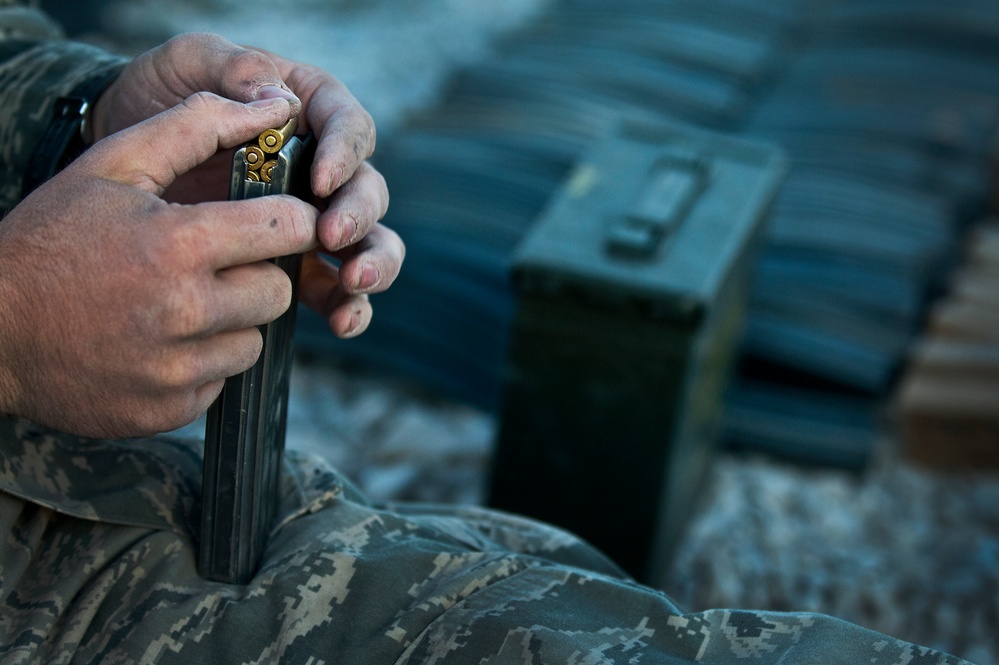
[
  {"xmin": 0, "ymin": 8, "xmax": 399, "ymax": 340},
  {"xmin": 0, "ymin": 3, "xmax": 127, "ymax": 211},
  {"xmin": 0, "ymin": 25, "xmax": 402, "ymax": 438},
  {"xmin": 90, "ymin": 33, "xmax": 402, "ymax": 340},
  {"xmin": 0, "ymin": 92, "xmax": 319, "ymax": 438}
]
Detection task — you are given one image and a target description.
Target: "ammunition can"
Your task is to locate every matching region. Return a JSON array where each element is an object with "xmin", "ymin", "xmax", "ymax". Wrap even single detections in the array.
[{"xmin": 488, "ymin": 121, "xmax": 784, "ymax": 587}]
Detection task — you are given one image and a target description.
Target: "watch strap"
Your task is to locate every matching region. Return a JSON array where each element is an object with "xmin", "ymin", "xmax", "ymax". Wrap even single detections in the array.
[{"xmin": 21, "ymin": 65, "xmax": 122, "ymax": 198}]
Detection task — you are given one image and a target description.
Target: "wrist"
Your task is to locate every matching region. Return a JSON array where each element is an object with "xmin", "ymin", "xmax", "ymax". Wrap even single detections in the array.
[
  {"xmin": 88, "ymin": 79, "xmax": 116, "ymax": 145},
  {"xmin": 21, "ymin": 65, "xmax": 124, "ymax": 198}
]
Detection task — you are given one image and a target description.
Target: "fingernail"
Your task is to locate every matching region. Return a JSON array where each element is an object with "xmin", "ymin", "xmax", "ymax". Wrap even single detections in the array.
[
  {"xmin": 257, "ymin": 85, "xmax": 300, "ymax": 105},
  {"xmin": 358, "ymin": 263, "xmax": 380, "ymax": 291},
  {"xmin": 328, "ymin": 166, "xmax": 345, "ymax": 194},
  {"xmin": 338, "ymin": 215, "xmax": 357, "ymax": 248},
  {"xmin": 343, "ymin": 310, "xmax": 363, "ymax": 338},
  {"xmin": 246, "ymin": 97, "xmax": 284, "ymax": 109}
]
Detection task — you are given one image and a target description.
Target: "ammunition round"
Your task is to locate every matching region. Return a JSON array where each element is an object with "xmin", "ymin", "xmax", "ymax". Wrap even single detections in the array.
[
  {"xmin": 260, "ymin": 160, "xmax": 278, "ymax": 183},
  {"xmin": 244, "ymin": 146, "xmax": 265, "ymax": 170},
  {"xmin": 260, "ymin": 132, "xmax": 280, "ymax": 151},
  {"xmin": 258, "ymin": 118, "xmax": 298, "ymax": 154},
  {"xmin": 246, "ymin": 169, "xmax": 261, "ymax": 182}
]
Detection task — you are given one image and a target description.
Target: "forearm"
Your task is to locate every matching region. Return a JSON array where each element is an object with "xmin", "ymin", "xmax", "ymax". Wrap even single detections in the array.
[{"xmin": 0, "ymin": 3, "xmax": 126, "ymax": 212}]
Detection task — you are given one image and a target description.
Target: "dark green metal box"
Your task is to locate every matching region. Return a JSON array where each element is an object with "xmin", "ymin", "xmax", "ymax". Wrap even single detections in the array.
[{"xmin": 488, "ymin": 121, "xmax": 784, "ymax": 586}]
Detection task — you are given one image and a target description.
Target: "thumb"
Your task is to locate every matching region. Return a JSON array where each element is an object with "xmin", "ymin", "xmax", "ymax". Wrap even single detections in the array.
[
  {"xmin": 78, "ymin": 92, "xmax": 292, "ymax": 196},
  {"xmin": 159, "ymin": 33, "xmax": 300, "ymax": 109}
]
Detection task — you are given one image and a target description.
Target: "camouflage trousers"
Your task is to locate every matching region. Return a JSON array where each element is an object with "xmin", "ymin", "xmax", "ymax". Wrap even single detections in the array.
[{"xmin": 0, "ymin": 416, "xmax": 967, "ymax": 664}]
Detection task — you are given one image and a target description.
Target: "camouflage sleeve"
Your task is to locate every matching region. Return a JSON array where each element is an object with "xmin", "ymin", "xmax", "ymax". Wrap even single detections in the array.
[{"xmin": 0, "ymin": 1, "xmax": 127, "ymax": 212}]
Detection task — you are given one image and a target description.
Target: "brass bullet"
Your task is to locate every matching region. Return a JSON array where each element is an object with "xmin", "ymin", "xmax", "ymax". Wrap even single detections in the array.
[{"xmin": 258, "ymin": 118, "xmax": 298, "ymax": 154}]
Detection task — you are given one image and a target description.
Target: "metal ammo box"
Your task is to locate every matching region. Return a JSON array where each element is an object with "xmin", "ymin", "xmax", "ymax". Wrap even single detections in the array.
[{"xmin": 487, "ymin": 121, "xmax": 785, "ymax": 586}]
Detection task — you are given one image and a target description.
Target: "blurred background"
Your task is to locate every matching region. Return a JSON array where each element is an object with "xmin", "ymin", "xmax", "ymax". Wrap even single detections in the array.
[{"xmin": 44, "ymin": 0, "xmax": 999, "ymax": 662}]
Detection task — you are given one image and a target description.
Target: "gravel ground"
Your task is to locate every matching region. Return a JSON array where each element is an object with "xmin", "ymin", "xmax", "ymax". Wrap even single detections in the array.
[{"xmin": 78, "ymin": 2, "xmax": 999, "ymax": 662}]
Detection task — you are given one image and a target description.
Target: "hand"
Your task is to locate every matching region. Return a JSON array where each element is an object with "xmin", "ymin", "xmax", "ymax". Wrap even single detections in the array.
[
  {"xmin": 91, "ymin": 33, "xmax": 402, "ymax": 339},
  {"xmin": 0, "ymin": 93, "xmax": 318, "ymax": 438}
]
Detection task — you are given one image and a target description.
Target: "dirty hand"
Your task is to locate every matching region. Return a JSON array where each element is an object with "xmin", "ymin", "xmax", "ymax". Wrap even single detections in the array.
[
  {"xmin": 0, "ymin": 94, "xmax": 317, "ymax": 438},
  {"xmin": 91, "ymin": 32, "xmax": 402, "ymax": 338}
]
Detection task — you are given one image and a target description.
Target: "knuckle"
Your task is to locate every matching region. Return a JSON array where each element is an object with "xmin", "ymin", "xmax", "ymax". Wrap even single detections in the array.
[
  {"xmin": 130, "ymin": 232, "xmax": 214, "ymax": 339},
  {"xmin": 344, "ymin": 111, "xmax": 376, "ymax": 162},
  {"xmin": 352, "ymin": 109, "xmax": 377, "ymax": 159},
  {"xmin": 363, "ymin": 111, "xmax": 377, "ymax": 154},
  {"xmin": 161, "ymin": 284, "xmax": 211, "ymax": 338},
  {"xmin": 144, "ymin": 223, "xmax": 200, "ymax": 279},
  {"xmin": 158, "ymin": 350, "xmax": 201, "ymax": 393},
  {"xmin": 291, "ymin": 63, "xmax": 329, "ymax": 92},
  {"xmin": 359, "ymin": 165, "xmax": 389, "ymax": 219},
  {"xmin": 180, "ymin": 298, "xmax": 212, "ymax": 338},
  {"xmin": 164, "ymin": 32, "xmax": 219, "ymax": 52},
  {"xmin": 160, "ymin": 33, "xmax": 200, "ymax": 60},
  {"xmin": 277, "ymin": 199, "xmax": 316, "ymax": 250},
  {"xmin": 181, "ymin": 90, "xmax": 221, "ymax": 114},
  {"xmin": 227, "ymin": 48, "xmax": 277, "ymax": 83},
  {"xmin": 149, "ymin": 222, "xmax": 186, "ymax": 263}
]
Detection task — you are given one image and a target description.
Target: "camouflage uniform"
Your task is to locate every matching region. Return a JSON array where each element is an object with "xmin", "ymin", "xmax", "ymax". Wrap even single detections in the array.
[{"xmin": 0, "ymin": 3, "xmax": 972, "ymax": 663}]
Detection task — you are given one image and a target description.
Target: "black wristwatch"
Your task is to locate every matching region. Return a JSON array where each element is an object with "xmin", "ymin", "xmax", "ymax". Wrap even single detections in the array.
[{"xmin": 21, "ymin": 66, "xmax": 122, "ymax": 198}]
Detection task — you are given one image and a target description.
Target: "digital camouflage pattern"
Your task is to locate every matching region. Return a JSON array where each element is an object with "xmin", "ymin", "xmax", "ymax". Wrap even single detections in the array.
[
  {"xmin": 0, "ymin": 0, "xmax": 125, "ymax": 212},
  {"xmin": 0, "ymin": 4, "xmax": 975, "ymax": 664},
  {"xmin": 0, "ymin": 416, "xmax": 970, "ymax": 664}
]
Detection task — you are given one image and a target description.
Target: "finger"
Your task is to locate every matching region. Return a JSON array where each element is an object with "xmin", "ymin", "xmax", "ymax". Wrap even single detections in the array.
[
  {"xmin": 310, "ymin": 97, "xmax": 377, "ymax": 198},
  {"xmin": 329, "ymin": 293, "xmax": 372, "ymax": 339},
  {"xmin": 331, "ymin": 224, "xmax": 406, "ymax": 295},
  {"xmin": 263, "ymin": 53, "xmax": 377, "ymax": 198},
  {"xmin": 180, "ymin": 327, "xmax": 266, "ymax": 429},
  {"xmin": 207, "ymin": 261, "xmax": 294, "ymax": 334},
  {"xmin": 148, "ymin": 327, "xmax": 263, "ymax": 399},
  {"xmin": 184, "ymin": 329, "xmax": 263, "ymax": 413},
  {"xmin": 80, "ymin": 91, "xmax": 293, "ymax": 195},
  {"xmin": 157, "ymin": 33, "xmax": 302, "ymax": 111},
  {"xmin": 198, "ymin": 328, "xmax": 263, "ymax": 381},
  {"xmin": 316, "ymin": 162, "xmax": 390, "ymax": 252},
  {"xmin": 187, "ymin": 194, "xmax": 319, "ymax": 268},
  {"xmin": 298, "ymin": 251, "xmax": 373, "ymax": 338},
  {"xmin": 195, "ymin": 379, "xmax": 226, "ymax": 417},
  {"xmin": 197, "ymin": 328, "xmax": 264, "ymax": 381}
]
